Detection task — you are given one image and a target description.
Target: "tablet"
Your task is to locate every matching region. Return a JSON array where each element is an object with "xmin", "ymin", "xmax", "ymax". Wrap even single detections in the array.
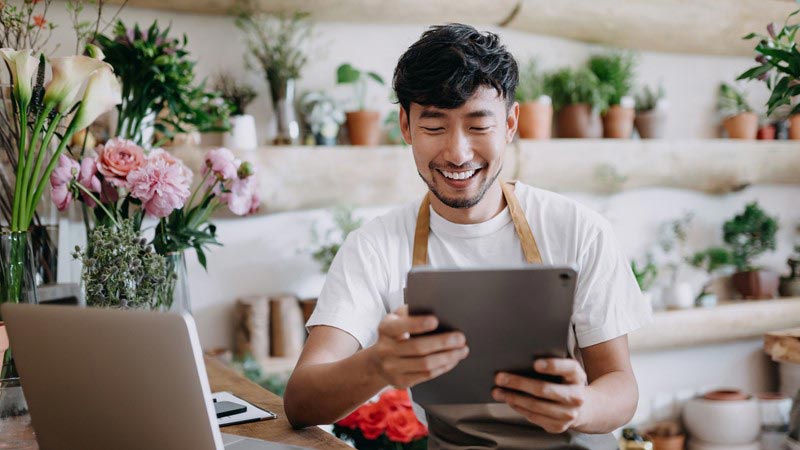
[{"xmin": 405, "ymin": 265, "xmax": 576, "ymax": 405}]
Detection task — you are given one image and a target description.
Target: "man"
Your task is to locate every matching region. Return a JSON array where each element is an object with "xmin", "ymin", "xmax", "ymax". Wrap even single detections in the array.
[{"xmin": 284, "ymin": 23, "xmax": 651, "ymax": 449}]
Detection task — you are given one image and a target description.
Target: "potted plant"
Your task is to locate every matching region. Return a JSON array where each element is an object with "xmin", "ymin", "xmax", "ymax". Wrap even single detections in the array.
[
  {"xmin": 235, "ymin": 9, "xmax": 312, "ymax": 145},
  {"xmin": 689, "ymin": 247, "xmax": 734, "ymax": 307},
  {"xmin": 645, "ymin": 421, "xmax": 686, "ymax": 450},
  {"xmin": 634, "ymin": 83, "xmax": 668, "ymax": 139},
  {"xmin": 337, "ymin": 63, "xmax": 385, "ymax": 146},
  {"xmin": 656, "ymin": 213, "xmax": 696, "ymax": 309},
  {"xmin": 738, "ymin": 10, "xmax": 800, "ymax": 139},
  {"xmin": 631, "ymin": 256, "xmax": 658, "ymax": 309},
  {"xmin": 300, "ymin": 91, "xmax": 345, "ymax": 146},
  {"xmin": 544, "ymin": 67, "xmax": 607, "ymax": 138},
  {"xmin": 588, "ymin": 52, "xmax": 636, "ymax": 139},
  {"xmin": 717, "ymin": 82, "xmax": 758, "ymax": 139},
  {"xmin": 515, "ymin": 58, "xmax": 552, "ymax": 139},
  {"xmin": 214, "ymin": 72, "xmax": 258, "ymax": 151}
]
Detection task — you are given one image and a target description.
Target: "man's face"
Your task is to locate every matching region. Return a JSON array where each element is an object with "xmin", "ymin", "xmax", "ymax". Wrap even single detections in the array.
[{"xmin": 400, "ymin": 86, "xmax": 519, "ymax": 209}]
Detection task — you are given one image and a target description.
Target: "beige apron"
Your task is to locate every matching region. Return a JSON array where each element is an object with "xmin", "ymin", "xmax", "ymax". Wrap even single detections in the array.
[{"xmin": 411, "ymin": 181, "xmax": 618, "ymax": 450}]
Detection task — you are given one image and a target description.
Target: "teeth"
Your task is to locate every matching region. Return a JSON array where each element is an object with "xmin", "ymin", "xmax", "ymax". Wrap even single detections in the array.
[{"xmin": 442, "ymin": 170, "xmax": 476, "ymax": 180}]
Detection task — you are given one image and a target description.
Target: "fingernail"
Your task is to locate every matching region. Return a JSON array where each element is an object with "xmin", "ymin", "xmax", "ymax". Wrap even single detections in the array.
[
  {"xmin": 535, "ymin": 360, "xmax": 547, "ymax": 371},
  {"xmin": 493, "ymin": 389, "xmax": 505, "ymax": 401},
  {"xmin": 425, "ymin": 318, "xmax": 437, "ymax": 328},
  {"xmin": 452, "ymin": 335, "xmax": 464, "ymax": 346},
  {"xmin": 496, "ymin": 374, "xmax": 507, "ymax": 385}
]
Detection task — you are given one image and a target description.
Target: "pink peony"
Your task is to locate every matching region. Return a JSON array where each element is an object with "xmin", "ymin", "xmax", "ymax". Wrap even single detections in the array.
[
  {"xmin": 221, "ymin": 163, "xmax": 260, "ymax": 215},
  {"xmin": 149, "ymin": 147, "xmax": 193, "ymax": 181},
  {"xmin": 203, "ymin": 147, "xmax": 238, "ymax": 181},
  {"xmin": 50, "ymin": 155, "xmax": 79, "ymax": 211},
  {"xmin": 77, "ymin": 157, "xmax": 102, "ymax": 207},
  {"xmin": 127, "ymin": 156, "xmax": 191, "ymax": 218},
  {"xmin": 95, "ymin": 138, "xmax": 146, "ymax": 187}
]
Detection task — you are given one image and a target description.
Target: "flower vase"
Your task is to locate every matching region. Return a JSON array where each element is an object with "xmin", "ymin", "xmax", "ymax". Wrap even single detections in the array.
[
  {"xmin": 268, "ymin": 77, "xmax": 300, "ymax": 145},
  {"xmin": 160, "ymin": 252, "xmax": 191, "ymax": 314}
]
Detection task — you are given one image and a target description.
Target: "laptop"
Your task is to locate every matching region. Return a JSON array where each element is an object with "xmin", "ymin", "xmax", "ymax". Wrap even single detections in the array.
[{"xmin": 1, "ymin": 303, "xmax": 310, "ymax": 450}]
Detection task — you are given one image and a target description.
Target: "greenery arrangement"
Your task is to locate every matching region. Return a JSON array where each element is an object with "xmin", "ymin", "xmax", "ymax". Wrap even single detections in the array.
[
  {"xmin": 72, "ymin": 219, "xmax": 169, "ymax": 309},
  {"xmin": 631, "ymin": 258, "xmax": 657, "ymax": 292},
  {"xmin": 213, "ymin": 72, "xmax": 258, "ymax": 116},
  {"xmin": 634, "ymin": 83, "xmax": 666, "ymax": 112},
  {"xmin": 515, "ymin": 58, "xmax": 548, "ymax": 103},
  {"xmin": 657, "ymin": 212, "xmax": 694, "ymax": 283},
  {"xmin": 738, "ymin": 9, "xmax": 800, "ymax": 117},
  {"xmin": 310, "ymin": 206, "xmax": 363, "ymax": 273},
  {"xmin": 716, "ymin": 82, "xmax": 753, "ymax": 119},
  {"xmin": 336, "ymin": 63, "xmax": 385, "ymax": 111},
  {"xmin": 300, "ymin": 91, "xmax": 344, "ymax": 139},
  {"xmin": 544, "ymin": 67, "xmax": 608, "ymax": 112},
  {"xmin": 588, "ymin": 52, "xmax": 636, "ymax": 106}
]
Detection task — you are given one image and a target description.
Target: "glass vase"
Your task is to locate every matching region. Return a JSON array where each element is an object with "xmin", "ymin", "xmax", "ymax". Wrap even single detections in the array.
[
  {"xmin": 268, "ymin": 76, "xmax": 300, "ymax": 145},
  {"xmin": 158, "ymin": 252, "xmax": 191, "ymax": 314}
]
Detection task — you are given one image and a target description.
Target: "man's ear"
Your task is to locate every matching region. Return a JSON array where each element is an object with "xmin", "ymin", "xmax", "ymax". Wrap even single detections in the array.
[
  {"xmin": 506, "ymin": 101, "xmax": 520, "ymax": 143},
  {"xmin": 399, "ymin": 106, "xmax": 412, "ymax": 145}
]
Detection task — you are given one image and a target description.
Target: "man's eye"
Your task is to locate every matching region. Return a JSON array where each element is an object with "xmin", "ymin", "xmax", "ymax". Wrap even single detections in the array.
[
  {"xmin": 422, "ymin": 127, "xmax": 444, "ymax": 132},
  {"xmin": 471, "ymin": 127, "xmax": 492, "ymax": 132}
]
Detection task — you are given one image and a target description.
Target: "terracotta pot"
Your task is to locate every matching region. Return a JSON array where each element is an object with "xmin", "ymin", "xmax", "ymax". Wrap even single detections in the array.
[
  {"xmin": 790, "ymin": 114, "xmax": 800, "ymax": 140},
  {"xmin": 518, "ymin": 100, "xmax": 553, "ymax": 139},
  {"xmin": 757, "ymin": 124, "xmax": 776, "ymax": 140},
  {"xmin": 634, "ymin": 109, "xmax": 667, "ymax": 139},
  {"xmin": 345, "ymin": 110, "xmax": 381, "ymax": 146},
  {"xmin": 732, "ymin": 269, "xmax": 780, "ymax": 299},
  {"xmin": 703, "ymin": 389, "xmax": 750, "ymax": 401},
  {"xmin": 602, "ymin": 105, "xmax": 635, "ymax": 138},
  {"xmin": 722, "ymin": 112, "xmax": 758, "ymax": 139},
  {"xmin": 648, "ymin": 434, "xmax": 686, "ymax": 450},
  {"xmin": 555, "ymin": 104, "xmax": 602, "ymax": 138}
]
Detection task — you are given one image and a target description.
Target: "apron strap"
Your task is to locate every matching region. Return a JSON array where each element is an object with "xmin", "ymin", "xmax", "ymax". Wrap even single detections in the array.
[{"xmin": 413, "ymin": 195, "xmax": 431, "ymax": 267}]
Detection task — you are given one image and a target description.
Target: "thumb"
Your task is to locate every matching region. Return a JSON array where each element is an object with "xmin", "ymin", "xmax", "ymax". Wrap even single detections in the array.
[{"xmin": 395, "ymin": 304, "xmax": 409, "ymax": 317}]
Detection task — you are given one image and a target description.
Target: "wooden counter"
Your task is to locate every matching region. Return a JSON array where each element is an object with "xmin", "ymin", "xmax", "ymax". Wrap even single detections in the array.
[{"xmin": 205, "ymin": 356, "xmax": 350, "ymax": 449}]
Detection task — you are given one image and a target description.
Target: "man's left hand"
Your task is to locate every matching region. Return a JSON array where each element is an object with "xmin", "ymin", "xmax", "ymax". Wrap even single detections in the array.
[{"xmin": 492, "ymin": 358, "xmax": 588, "ymax": 434}]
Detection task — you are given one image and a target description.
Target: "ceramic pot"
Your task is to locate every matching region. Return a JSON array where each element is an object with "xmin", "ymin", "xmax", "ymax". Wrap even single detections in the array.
[
  {"xmin": 723, "ymin": 112, "xmax": 758, "ymax": 139},
  {"xmin": 345, "ymin": 110, "xmax": 381, "ymax": 146},
  {"xmin": 779, "ymin": 362, "xmax": 800, "ymax": 398},
  {"xmin": 223, "ymin": 114, "xmax": 258, "ymax": 151},
  {"xmin": 790, "ymin": 114, "xmax": 800, "ymax": 140},
  {"xmin": 687, "ymin": 439, "xmax": 759, "ymax": 450},
  {"xmin": 555, "ymin": 104, "xmax": 602, "ymax": 138},
  {"xmin": 602, "ymin": 104, "xmax": 635, "ymax": 138},
  {"xmin": 648, "ymin": 434, "xmax": 685, "ymax": 450},
  {"xmin": 662, "ymin": 282, "xmax": 695, "ymax": 309},
  {"xmin": 634, "ymin": 109, "xmax": 667, "ymax": 139},
  {"xmin": 518, "ymin": 97, "xmax": 553, "ymax": 139},
  {"xmin": 757, "ymin": 392, "xmax": 792, "ymax": 450},
  {"xmin": 732, "ymin": 269, "xmax": 780, "ymax": 299},
  {"xmin": 683, "ymin": 390, "xmax": 761, "ymax": 445},
  {"xmin": 757, "ymin": 124, "xmax": 776, "ymax": 140},
  {"xmin": 780, "ymin": 258, "xmax": 800, "ymax": 297}
]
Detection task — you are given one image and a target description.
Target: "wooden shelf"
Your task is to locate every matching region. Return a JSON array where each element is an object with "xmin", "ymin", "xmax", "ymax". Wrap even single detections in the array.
[
  {"xmin": 170, "ymin": 139, "xmax": 800, "ymax": 215},
  {"xmin": 629, "ymin": 297, "xmax": 800, "ymax": 352}
]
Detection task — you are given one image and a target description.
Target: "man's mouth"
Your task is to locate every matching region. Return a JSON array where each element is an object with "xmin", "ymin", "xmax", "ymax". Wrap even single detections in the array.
[{"xmin": 437, "ymin": 168, "xmax": 481, "ymax": 181}]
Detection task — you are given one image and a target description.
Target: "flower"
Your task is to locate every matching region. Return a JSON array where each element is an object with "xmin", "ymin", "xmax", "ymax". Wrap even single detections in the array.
[
  {"xmin": 203, "ymin": 147, "xmax": 238, "ymax": 181},
  {"xmin": 378, "ymin": 389, "xmax": 413, "ymax": 411},
  {"xmin": 127, "ymin": 156, "xmax": 191, "ymax": 218},
  {"xmin": 85, "ymin": 43, "xmax": 105, "ymax": 60},
  {"xmin": 336, "ymin": 409, "xmax": 360, "ymax": 430},
  {"xmin": 386, "ymin": 407, "xmax": 425, "ymax": 443},
  {"xmin": 77, "ymin": 157, "xmax": 102, "ymax": 207},
  {"xmin": 221, "ymin": 169, "xmax": 259, "ymax": 216},
  {"xmin": 72, "ymin": 66, "xmax": 122, "ymax": 131},
  {"xmin": 0, "ymin": 49, "xmax": 38, "ymax": 107},
  {"xmin": 33, "ymin": 15, "xmax": 47, "ymax": 29},
  {"xmin": 44, "ymin": 55, "xmax": 108, "ymax": 114},
  {"xmin": 95, "ymin": 138, "xmax": 146, "ymax": 187},
  {"xmin": 356, "ymin": 402, "xmax": 388, "ymax": 440},
  {"xmin": 49, "ymin": 155, "xmax": 80, "ymax": 211}
]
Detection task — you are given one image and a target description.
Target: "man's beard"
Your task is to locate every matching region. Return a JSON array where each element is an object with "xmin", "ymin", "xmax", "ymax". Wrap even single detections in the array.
[{"xmin": 419, "ymin": 164, "xmax": 502, "ymax": 209}]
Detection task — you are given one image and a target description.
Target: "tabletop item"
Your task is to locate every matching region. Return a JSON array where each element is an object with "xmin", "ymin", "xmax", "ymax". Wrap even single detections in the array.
[{"xmin": 683, "ymin": 389, "xmax": 761, "ymax": 446}]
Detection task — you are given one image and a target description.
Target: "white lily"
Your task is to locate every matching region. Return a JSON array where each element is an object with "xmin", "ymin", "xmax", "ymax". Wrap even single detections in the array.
[
  {"xmin": 43, "ymin": 55, "xmax": 107, "ymax": 114},
  {"xmin": 72, "ymin": 66, "xmax": 122, "ymax": 131},
  {"xmin": 0, "ymin": 48, "xmax": 38, "ymax": 108}
]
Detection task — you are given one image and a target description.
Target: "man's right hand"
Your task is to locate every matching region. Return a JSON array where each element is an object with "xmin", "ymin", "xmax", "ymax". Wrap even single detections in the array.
[{"xmin": 367, "ymin": 306, "xmax": 469, "ymax": 389}]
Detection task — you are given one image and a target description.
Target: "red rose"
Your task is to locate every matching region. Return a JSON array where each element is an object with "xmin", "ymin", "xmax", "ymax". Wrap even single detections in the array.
[
  {"xmin": 386, "ymin": 407, "xmax": 424, "ymax": 443},
  {"xmin": 378, "ymin": 389, "xmax": 412, "ymax": 412},
  {"xmin": 335, "ymin": 409, "xmax": 360, "ymax": 430},
  {"xmin": 357, "ymin": 402, "xmax": 388, "ymax": 440}
]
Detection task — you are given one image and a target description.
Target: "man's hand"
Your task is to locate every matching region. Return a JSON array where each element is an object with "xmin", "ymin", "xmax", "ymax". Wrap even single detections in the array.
[
  {"xmin": 492, "ymin": 358, "xmax": 588, "ymax": 434},
  {"xmin": 367, "ymin": 306, "xmax": 469, "ymax": 389}
]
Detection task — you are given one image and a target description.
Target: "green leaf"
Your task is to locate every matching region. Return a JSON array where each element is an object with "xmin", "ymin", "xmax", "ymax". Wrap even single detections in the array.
[
  {"xmin": 366, "ymin": 71, "xmax": 385, "ymax": 85},
  {"xmin": 336, "ymin": 63, "xmax": 360, "ymax": 84},
  {"xmin": 742, "ymin": 32, "xmax": 758, "ymax": 40},
  {"xmin": 737, "ymin": 64, "xmax": 771, "ymax": 81}
]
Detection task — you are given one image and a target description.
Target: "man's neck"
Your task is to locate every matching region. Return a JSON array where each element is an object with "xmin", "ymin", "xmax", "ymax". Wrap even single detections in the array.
[{"xmin": 428, "ymin": 181, "xmax": 506, "ymax": 225}]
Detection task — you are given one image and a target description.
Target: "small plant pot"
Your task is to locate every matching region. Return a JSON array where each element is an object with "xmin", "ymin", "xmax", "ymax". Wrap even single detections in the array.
[
  {"xmin": 634, "ymin": 109, "xmax": 667, "ymax": 139},
  {"xmin": 732, "ymin": 269, "xmax": 780, "ymax": 299},
  {"xmin": 555, "ymin": 104, "xmax": 602, "ymax": 138},
  {"xmin": 345, "ymin": 110, "xmax": 381, "ymax": 146},
  {"xmin": 757, "ymin": 124, "xmax": 776, "ymax": 140},
  {"xmin": 518, "ymin": 99, "xmax": 553, "ymax": 139},
  {"xmin": 648, "ymin": 434, "xmax": 685, "ymax": 450},
  {"xmin": 722, "ymin": 112, "xmax": 758, "ymax": 139},
  {"xmin": 223, "ymin": 114, "xmax": 258, "ymax": 151},
  {"xmin": 790, "ymin": 114, "xmax": 800, "ymax": 140},
  {"xmin": 602, "ymin": 104, "xmax": 635, "ymax": 138}
]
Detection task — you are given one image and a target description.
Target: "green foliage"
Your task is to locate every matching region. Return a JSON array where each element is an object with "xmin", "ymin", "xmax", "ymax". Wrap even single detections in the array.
[
  {"xmin": 634, "ymin": 83, "xmax": 666, "ymax": 112},
  {"xmin": 588, "ymin": 52, "xmax": 636, "ymax": 106},
  {"xmin": 310, "ymin": 207, "xmax": 364, "ymax": 273},
  {"xmin": 73, "ymin": 219, "xmax": 170, "ymax": 309},
  {"xmin": 689, "ymin": 247, "xmax": 733, "ymax": 273},
  {"xmin": 384, "ymin": 110, "xmax": 406, "ymax": 146},
  {"xmin": 213, "ymin": 72, "xmax": 258, "ymax": 116},
  {"xmin": 717, "ymin": 82, "xmax": 753, "ymax": 118},
  {"xmin": 722, "ymin": 202, "xmax": 778, "ymax": 272},
  {"xmin": 515, "ymin": 58, "xmax": 548, "ymax": 103},
  {"xmin": 336, "ymin": 63, "xmax": 385, "ymax": 111},
  {"xmin": 738, "ymin": 9, "xmax": 800, "ymax": 117},
  {"xmin": 544, "ymin": 67, "xmax": 609, "ymax": 113},
  {"xmin": 152, "ymin": 194, "xmax": 220, "ymax": 271},
  {"xmin": 631, "ymin": 258, "xmax": 657, "ymax": 292}
]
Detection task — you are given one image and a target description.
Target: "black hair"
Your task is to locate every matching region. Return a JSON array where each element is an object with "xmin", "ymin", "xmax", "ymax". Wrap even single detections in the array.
[{"xmin": 392, "ymin": 23, "xmax": 518, "ymax": 113}]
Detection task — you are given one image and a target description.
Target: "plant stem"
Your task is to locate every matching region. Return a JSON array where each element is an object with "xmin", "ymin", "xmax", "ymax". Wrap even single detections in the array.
[
  {"xmin": 72, "ymin": 182, "xmax": 120, "ymax": 228},
  {"xmin": 25, "ymin": 118, "xmax": 79, "ymax": 226},
  {"xmin": 11, "ymin": 103, "xmax": 28, "ymax": 231},
  {"xmin": 26, "ymin": 109, "xmax": 61, "ymax": 209},
  {"xmin": 187, "ymin": 170, "xmax": 212, "ymax": 210}
]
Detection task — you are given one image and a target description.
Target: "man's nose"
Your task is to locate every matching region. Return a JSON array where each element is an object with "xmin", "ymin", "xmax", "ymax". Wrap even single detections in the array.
[{"xmin": 444, "ymin": 130, "xmax": 474, "ymax": 166}]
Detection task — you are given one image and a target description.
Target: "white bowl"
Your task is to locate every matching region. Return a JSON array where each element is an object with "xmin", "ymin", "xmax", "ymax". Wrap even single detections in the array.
[
  {"xmin": 683, "ymin": 395, "xmax": 761, "ymax": 445},
  {"xmin": 687, "ymin": 438, "xmax": 759, "ymax": 450}
]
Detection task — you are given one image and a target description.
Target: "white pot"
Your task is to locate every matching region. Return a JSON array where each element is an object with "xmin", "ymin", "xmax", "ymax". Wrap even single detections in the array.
[
  {"xmin": 683, "ymin": 395, "xmax": 761, "ymax": 445},
  {"xmin": 662, "ymin": 282, "xmax": 695, "ymax": 309},
  {"xmin": 223, "ymin": 114, "xmax": 258, "ymax": 151},
  {"xmin": 687, "ymin": 438, "xmax": 759, "ymax": 450}
]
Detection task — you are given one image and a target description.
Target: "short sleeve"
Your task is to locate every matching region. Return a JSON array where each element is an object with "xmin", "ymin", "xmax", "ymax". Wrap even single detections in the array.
[
  {"xmin": 572, "ymin": 220, "xmax": 652, "ymax": 348},
  {"xmin": 306, "ymin": 230, "xmax": 388, "ymax": 349}
]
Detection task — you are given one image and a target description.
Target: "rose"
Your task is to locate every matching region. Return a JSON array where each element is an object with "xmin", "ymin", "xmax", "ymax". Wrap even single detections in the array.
[
  {"xmin": 95, "ymin": 138, "xmax": 146, "ymax": 187},
  {"xmin": 386, "ymin": 407, "xmax": 425, "ymax": 443},
  {"xmin": 356, "ymin": 402, "xmax": 388, "ymax": 440},
  {"xmin": 335, "ymin": 409, "xmax": 360, "ymax": 430},
  {"xmin": 378, "ymin": 389, "xmax": 413, "ymax": 412}
]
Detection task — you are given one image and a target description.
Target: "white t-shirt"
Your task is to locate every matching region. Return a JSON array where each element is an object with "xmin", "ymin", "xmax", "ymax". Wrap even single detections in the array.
[{"xmin": 307, "ymin": 183, "xmax": 652, "ymax": 355}]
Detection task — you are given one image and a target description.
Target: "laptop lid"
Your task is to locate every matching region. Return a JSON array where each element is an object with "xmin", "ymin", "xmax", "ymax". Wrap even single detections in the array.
[{"xmin": 2, "ymin": 303, "xmax": 224, "ymax": 450}]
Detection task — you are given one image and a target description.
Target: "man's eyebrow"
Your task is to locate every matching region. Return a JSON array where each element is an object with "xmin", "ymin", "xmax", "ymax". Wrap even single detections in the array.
[
  {"xmin": 465, "ymin": 109, "xmax": 495, "ymax": 118},
  {"xmin": 418, "ymin": 110, "xmax": 447, "ymax": 119}
]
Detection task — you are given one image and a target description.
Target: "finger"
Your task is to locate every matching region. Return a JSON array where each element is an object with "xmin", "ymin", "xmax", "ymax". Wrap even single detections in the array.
[
  {"xmin": 534, "ymin": 358, "xmax": 586, "ymax": 384},
  {"xmin": 395, "ymin": 305, "xmax": 409, "ymax": 317},
  {"xmin": 494, "ymin": 373, "xmax": 585, "ymax": 406},
  {"xmin": 492, "ymin": 388, "xmax": 579, "ymax": 423},
  {"xmin": 379, "ymin": 313, "xmax": 438, "ymax": 339},
  {"xmin": 394, "ymin": 348, "xmax": 468, "ymax": 388},
  {"xmin": 394, "ymin": 332, "xmax": 466, "ymax": 356},
  {"xmin": 385, "ymin": 346, "xmax": 470, "ymax": 374},
  {"xmin": 507, "ymin": 403, "xmax": 570, "ymax": 434}
]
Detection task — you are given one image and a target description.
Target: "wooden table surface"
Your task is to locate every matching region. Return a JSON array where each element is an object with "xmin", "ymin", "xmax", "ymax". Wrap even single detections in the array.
[{"xmin": 205, "ymin": 356, "xmax": 351, "ymax": 449}]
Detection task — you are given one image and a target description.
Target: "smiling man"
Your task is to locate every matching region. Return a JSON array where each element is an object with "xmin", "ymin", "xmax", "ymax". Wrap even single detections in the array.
[{"xmin": 284, "ymin": 24, "xmax": 651, "ymax": 449}]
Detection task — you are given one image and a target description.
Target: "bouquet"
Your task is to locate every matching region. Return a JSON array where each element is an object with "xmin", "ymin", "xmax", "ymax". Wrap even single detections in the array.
[{"xmin": 334, "ymin": 389, "xmax": 428, "ymax": 450}]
